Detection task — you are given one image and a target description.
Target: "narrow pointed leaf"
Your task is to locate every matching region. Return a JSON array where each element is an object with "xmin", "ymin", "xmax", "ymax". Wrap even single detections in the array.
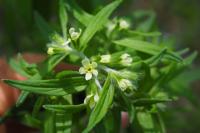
[
  {"xmin": 4, "ymin": 77, "xmax": 86, "ymax": 96},
  {"xmin": 113, "ymin": 38, "xmax": 182, "ymax": 62},
  {"xmin": 34, "ymin": 12, "xmax": 56, "ymax": 40},
  {"xmin": 83, "ymin": 75, "xmax": 115, "ymax": 133},
  {"xmin": 133, "ymin": 98, "xmax": 172, "ymax": 106},
  {"xmin": 127, "ymin": 30, "xmax": 161, "ymax": 37},
  {"xmin": 59, "ymin": 0, "xmax": 68, "ymax": 38},
  {"xmin": 38, "ymin": 53, "xmax": 68, "ymax": 76},
  {"xmin": 80, "ymin": 0, "xmax": 122, "ymax": 50},
  {"xmin": 43, "ymin": 104, "xmax": 86, "ymax": 113},
  {"xmin": 65, "ymin": 0, "xmax": 93, "ymax": 26}
]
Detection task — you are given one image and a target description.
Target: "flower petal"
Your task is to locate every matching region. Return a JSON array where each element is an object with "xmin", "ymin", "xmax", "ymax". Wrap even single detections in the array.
[
  {"xmin": 91, "ymin": 62, "xmax": 97, "ymax": 68},
  {"xmin": 82, "ymin": 58, "xmax": 90, "ymax": 66},
  {"xmin": 69, "ymin": 27, "xmax": 75, "ymax": 34},
  {"xmin": 85, "ymin": 72, "xmax": 92, "ymax": 80},
  {"xmin": 94, "ymin": 94, "xmax": 99, "ymax": 102},
  {"xmin": 84, "ymin": 94, "xmax": 93, "ymax": 104},
  {"xmin": 79, "ymin": 67, "xmax": 86, "ymax": 74},
  {"xmin": 92, "ymin": 70, "xmax": 98, "ymax": 76}
]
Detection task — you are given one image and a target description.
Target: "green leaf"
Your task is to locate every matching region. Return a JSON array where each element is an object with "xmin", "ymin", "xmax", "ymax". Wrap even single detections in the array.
[
  {"xmin": 20, "ymin": 113, "xmax": 42, "ymax": 129},
  {"xmin": 139, "ymin": 63, "xmax": 154, "ymax": 93},
  {"xmin": 16, "ymin": 91, "xmax": 30, "ymax": 107},
  {"xmin": 56, "ymin": 70, "xmax": 80, "ymax": 79},
  {"xmin": 9, "ymin": 54, "xmax": 39, "ymax": 78},
  {"xmin": 80, "ymin": 0, "xmax": 122, "ymax": 50},
  {"xmin": 83, "ymin": 75, "xmax": 115, "ymax": 133},
  {"xmin": 38, "ymin": 53, "xmax": 68, "ymax": 76},
  {"xmin": 127, "ymin": 30, "xmax": 161, "ymax": 37},
  {"xmin": 184, "ymin": 51, "xmax": 198, "ymax": 65},
  {"xmin": 44, "ymin": 111, "xmax": 56, "ymax": 133},
  {"xmin": 32, "ymin": 96, "xmax": 45, "ymax": 117},
  {"xmin": 9, "ymin": 58, "xmax": 31, "ymax": 78},
  {"xmin": 137, "ymin": 112, "xmax": 155, "ymax": 131},
  {"xmin": 4, "ymin": 77, "xmax": 86, "ymax": 96},
  {"xmin": 144, "ymin": 48, "xmax": 167, "ymax": 66},
  {"xmin": 43, "ymin": 104, "xmax": 86, "ymax": 113},
  {"xmin": 16, "ymin": 73, "xmax": 42, "ymax": 107},
  {"xmin": 34, "ymin": 12, "xmax": 56, "ymax": 40},
  {"xmin": 65, "ymin": 0, "xmax": 93, "ymax": 26},
  {"xmin": 137, "ymin": 112, "xmax": 163, "ymax": 132},
  {"xmin": 103, "ymin": 109, "xmax": 121, "ymax": 133},
  {"xmin": 59, "ymin": 0, "xmax": 68, "ymax": 38},
  {"xmin": 55, "ymin": 113, "xmax": 72, "ymax": 133},
  {"xmin": 118, "ymin": 89, "xmax": 135, "ymax": 123},
  {"xmin": 133, "ymin": 10, "xmax": 156, "ymax": 32},
  {"xmin": 133, "ymin": 98, "xmax": 171, "ymax": 106},
  {"xmin": 113, "ymin": 38, "xmax": 182, "ymax": 62}
]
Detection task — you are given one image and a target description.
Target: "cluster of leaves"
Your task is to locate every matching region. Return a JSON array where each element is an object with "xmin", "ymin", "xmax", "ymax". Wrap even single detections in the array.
[{"xmin": 2, "ymin": 0, "xmax": 197, "ymax": 132}]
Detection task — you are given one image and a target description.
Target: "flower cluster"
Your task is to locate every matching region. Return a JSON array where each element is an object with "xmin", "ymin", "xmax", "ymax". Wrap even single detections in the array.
[
  {"xmin": 47, "ymin": 27, "xmax": 81, "ymax": 55},
  {"xmin": 47, "ymin": 35, "xmax": 72, "ymax": 55}
]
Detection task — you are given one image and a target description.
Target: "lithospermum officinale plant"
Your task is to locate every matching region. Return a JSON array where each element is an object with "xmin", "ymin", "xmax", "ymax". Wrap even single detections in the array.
[{"xmin": 3, "ymin": 0, "xmax": 197, "ymax": 132}]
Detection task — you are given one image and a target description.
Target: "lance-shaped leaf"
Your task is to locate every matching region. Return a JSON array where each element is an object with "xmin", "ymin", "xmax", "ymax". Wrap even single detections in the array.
[
  {"xmin": 65, "ymin": 0, "xmax": 93, "ymax": 26},
  {"xmin": 113, "ymin": 38, "xmax": 182, "ymax": 62},
  {"xmin": 44, "ymin": 111, "xmax": 56, "ymax": 133},
  {"xmin": 43, "ymin": 104, "xmax": 86, "ymax": 113},
  {"xmin": 16, "ymin": 73, "xmax": 42, "ymax": 107},
  {"xmin": 4, "ymin": 77, "xmax": 86, "ymax": 96},
  {"xmin": 126, "ymin": 30, "xmax": 161, "ymax": 37},
  {"xmin": 59, "ymin": 0, "xmax": 68, "ymax": 38},
  {"xmin": 133, "ymin": 10, "xmax": 156, "ymax": 32},
  {"xmin": 9, "ymin": 55, "xmax": 37, "ymax": 78},
  {"xmin": 83, "ymin": 75, "xmax": 115, "ymax": 133},
  {"xmin": 133, "ymin": 98, "xmax": 172, "ymax": 106},
  {"xmin": 137, "ymin": 111, "xmax": 161, "ymax": 132},
  {"xmin": 56, "ymin": 70, "xmax": 80, "ymax": 79},
  {"xmin": 34, "ymin": 12, "xmax": 56, "ymax": 41},
  {"xmin": 80, "ymin": 0, "xmax": 122, "ymax": 50},
  {"xmin": 144, "ymin": 48, "xmax": 167, "ymax": 67},
  {"xmin": 55, "ymin": 113, "xmax": 72, "ymax": 133},
  {"xmin": 38, "ymin": 53, "xmax": 68, "ymax": 77}
]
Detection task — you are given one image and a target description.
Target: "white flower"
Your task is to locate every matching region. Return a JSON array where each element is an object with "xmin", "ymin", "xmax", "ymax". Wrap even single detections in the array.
[
  {"xmin": 47, "ymin": 47, "xmax": 54, "ymax": 55},
  {"xmin": 107, "ymin": 21, "xmax": 116, "ymax": 32},
  {"xmin": 120, "ymin": 53, "xmax": 133, "ymax": 66},
  {"xmin": 79, "ymin": 58, "xmax": 98, "ymax": 80},
  {"xmin": 47, "ymin": 35, "xmax": 72, "ymax": 55},
  {"xmin": 119, "ymin": 19, "xmax": 130, "ymax": 29},
  {"xmin": 100, "ymin": 54, "xmax": 111, "ymax": 63},
  {"xmin": 118, "ymin": 79, "xmax": 133, "ymax": 91},
  {"xmin": 69, "ymin": 27, "xmax": 82, "ymax": 40},
  {"xmin": 84, "ymin": 93, "xmax": 99, "ymax": 108}
]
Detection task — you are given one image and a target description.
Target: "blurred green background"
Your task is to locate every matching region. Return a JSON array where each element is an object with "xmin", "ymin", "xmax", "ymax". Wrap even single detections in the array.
[{"xmin": 0, "ymin": 0, "xmax": 200, "ymax": 132}]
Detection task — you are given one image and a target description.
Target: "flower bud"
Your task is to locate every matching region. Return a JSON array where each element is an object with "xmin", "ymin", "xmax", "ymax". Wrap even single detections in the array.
[
  {"xmin": 100, "ymin": 54, "xmax": 111, "ymax": 63},
  {"xmin": 69, "ymin": 27, "xmax": 82, "ymax": 41}
]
